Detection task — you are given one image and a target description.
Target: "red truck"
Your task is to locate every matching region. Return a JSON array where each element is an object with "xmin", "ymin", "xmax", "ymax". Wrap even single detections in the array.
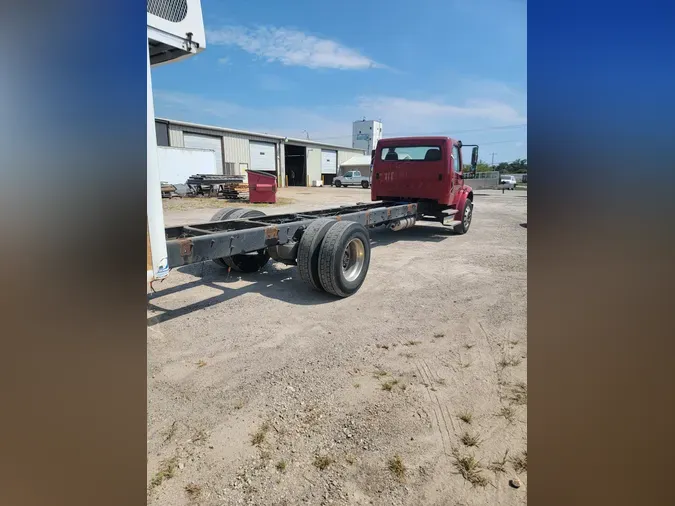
[
  {"xmin": 163, "ymin": 137, "xmax": 479, "ymax": 297},
  {"xmin": 372, "ymin": 137, "xmax": 477, "ymax": 235}
]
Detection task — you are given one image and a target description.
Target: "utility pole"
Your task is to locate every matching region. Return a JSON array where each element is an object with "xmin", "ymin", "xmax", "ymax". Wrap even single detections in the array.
[{"xmin": 490, "ymin": 152, "xmax": 497, "ymax": 167}]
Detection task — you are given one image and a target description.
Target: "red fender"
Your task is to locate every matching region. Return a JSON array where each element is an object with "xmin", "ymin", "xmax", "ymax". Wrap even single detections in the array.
[{"xmin": 454, "ymin": 184, "xmax": 474, "ymax": 215}]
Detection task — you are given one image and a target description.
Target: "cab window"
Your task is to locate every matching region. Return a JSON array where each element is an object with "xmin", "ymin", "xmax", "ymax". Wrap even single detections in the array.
[
  {"xmin": 452, "ymin": 145, "xmax": 460, "ymax": 173},
  {"xmin": 380, "ymin": 145, "xmax": 442, "ymax": 161}
]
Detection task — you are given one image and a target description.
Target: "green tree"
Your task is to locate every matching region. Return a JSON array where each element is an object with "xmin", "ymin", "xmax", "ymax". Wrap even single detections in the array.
[{"xmin": 475, "ymin": 160, "xmax": 492, "ymax": 172}]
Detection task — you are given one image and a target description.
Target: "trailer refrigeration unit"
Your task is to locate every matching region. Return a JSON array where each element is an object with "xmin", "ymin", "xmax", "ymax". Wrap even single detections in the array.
[
  {"xmin": 146, "ymin": 2, "xmax": 480, "ymax": 297},
  {"xmin": 147, "ymin": 0, "xmax": 205, "ymax": 282}
]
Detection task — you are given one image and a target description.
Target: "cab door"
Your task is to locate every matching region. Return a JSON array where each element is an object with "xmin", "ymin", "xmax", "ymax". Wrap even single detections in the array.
[{"xmin": 450, "ymin": 143, "xmax": 463, "ymax": 204}]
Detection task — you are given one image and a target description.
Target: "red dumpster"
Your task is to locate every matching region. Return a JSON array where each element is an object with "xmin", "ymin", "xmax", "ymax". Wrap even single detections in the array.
[{"xmin": 246, "ymin": 170, "xmax": 277, "ymax": 204}]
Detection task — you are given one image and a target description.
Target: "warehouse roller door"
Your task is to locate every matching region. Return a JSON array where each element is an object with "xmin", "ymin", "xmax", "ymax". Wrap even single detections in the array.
[
  {"xmin": 249, "ymin": 141, "xmax": 276, "ymax": 173},
  {"xmin": 321, "ymin": 150, "xmax": 337, "ymax": 174},
  {"xmin": 183, "ymin": 133, "xmax": 224, "ymax": 174}
]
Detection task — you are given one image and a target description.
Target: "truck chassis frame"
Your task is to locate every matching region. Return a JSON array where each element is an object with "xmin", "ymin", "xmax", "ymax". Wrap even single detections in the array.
[{"xmin": 166, "ymin": 201, "xmax": 418, "ymax": 268}]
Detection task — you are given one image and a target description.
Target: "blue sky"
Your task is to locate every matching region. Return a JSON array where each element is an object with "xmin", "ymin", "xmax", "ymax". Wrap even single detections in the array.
[{"xmin": 152, "ymin": 0, "xmax": 526, "ymax": 163}]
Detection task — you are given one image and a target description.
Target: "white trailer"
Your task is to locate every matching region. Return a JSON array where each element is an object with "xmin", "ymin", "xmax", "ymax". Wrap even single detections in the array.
[{"xmin": 147, "ymin": 0, "xmax": 206, "ymax": 283}]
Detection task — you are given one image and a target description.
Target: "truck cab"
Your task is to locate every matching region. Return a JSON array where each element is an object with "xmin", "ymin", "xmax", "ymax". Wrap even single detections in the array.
[{"xmin": 371, "ymin": 136, "xmax": 478, "ymax": 233}]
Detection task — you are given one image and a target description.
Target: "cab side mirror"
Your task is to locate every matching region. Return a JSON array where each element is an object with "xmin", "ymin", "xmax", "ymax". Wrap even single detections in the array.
[{"xmin": 471, "ymin": 147, "xmax": 479, "ymax": 170}]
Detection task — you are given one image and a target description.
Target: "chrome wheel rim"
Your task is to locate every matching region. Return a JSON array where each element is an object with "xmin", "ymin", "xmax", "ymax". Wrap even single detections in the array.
[
  {"xmin": 464, "ymin": 204, "xmax": 472, "ymax": 228},
  {"xmin": 342, "ymin": 238, "xmax": 365, "ymax": 282}
]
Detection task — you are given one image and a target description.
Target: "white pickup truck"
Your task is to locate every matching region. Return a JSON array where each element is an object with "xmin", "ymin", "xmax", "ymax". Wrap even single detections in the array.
[{"xmin": 333, "ymin": 170, "xmax": 371, "ymax": 189}]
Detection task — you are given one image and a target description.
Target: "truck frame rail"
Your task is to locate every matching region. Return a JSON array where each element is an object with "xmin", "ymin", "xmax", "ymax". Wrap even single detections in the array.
[{"xmin": 166, "ymin": 201, "xmax": 417, "ymax": 267}]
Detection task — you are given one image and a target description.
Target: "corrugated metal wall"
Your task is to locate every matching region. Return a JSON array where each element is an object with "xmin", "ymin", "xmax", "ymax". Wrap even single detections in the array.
[
  {"xmin": 167, "ymin": 124, "xmax": 280, "ymax": 177},
  {"xmin": 306, "ymin": 147, "xmax": 322, "ymax": 185},
  {"xmin": 337, "ymin": 149, "xmax": 362, "ymax": 166},
  {"xmin": 166, "ymin": 122, "xmax": 363, "ymax": 185}
]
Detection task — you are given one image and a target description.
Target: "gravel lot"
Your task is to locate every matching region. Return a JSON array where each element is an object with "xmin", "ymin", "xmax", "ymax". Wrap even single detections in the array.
[{"xmin": 148, "ymin": 187, "xmax": 527, "ymax": 505}]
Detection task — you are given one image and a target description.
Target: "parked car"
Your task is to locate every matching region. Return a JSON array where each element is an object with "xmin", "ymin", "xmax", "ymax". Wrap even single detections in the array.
[
  {"xmin": 333, "ymin": 170, "xmax": 371, "ymax": 188},
  {"xmin": 499, "ymin": 175, "xmax": 517, "ymax": 190}
]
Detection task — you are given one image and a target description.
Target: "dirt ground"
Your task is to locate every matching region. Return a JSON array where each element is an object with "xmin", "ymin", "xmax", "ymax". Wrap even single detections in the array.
[{"xmin": 148, "ymin": 186, "xmax": 527, "ymax": 506}]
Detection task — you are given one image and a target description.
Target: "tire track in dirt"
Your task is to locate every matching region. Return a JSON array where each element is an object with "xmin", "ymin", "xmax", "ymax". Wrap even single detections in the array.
[
  {"xmin": 422, "ymin": 358, "xmax": 458, "ymax": 438},
  {"xmin": 415, "ymin": 361, "xmax": 448, "ymax": 456}
]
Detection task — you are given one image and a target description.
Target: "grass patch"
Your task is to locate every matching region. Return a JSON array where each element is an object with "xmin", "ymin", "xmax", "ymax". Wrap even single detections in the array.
[
  {"xmin": 404, "ymin": 340, "xmax": 422, "ymax": 346},
  {"xmin": 234, "ymin": 399, "xmax": 245, "ymax": 410},
  {"xmin": 464, "ymin": 343, "xmax": 475, "ymax": 350},
  {"xmin": 452, "ymin": 450, "xmax": 488, "ymax": 487},
  {"xmin": 388, "ymin": 454, "xmax": 406, "ymax": 481},
  {"xmin": 196, "ymin": 360, "xmax": 207, "ymax": 368},
  {"xmin": 458, "ymin": 411, "xmax": 473, "ymax": 424},
  {"xmin": 346, "ymin": 454, "xmax": 356, "ymax": 465},
  {"xmin": 498, "ymin": 356, "xmax": 522, "ymax": 368},
  {"xmin": 382, "ymin": 379, "xmax": 400, "ymax": 391},
  {"xmin": 184, "ymin": 483, "xmax": 202, "ymax": 499},
  {"xmin": 488, "ymin": 450, "xmax": 510, "ymax": 474},
  {"xmin": 435, "ymin": 378, "xmax": 447, "ymax": 386},
  {"xmin": 460, "ymin": 432, "xmax": 481, "ymax": 447},
  {"xmin": 353, "ymin": 382, "xmax": 361, "ymax": 388},
  {"xmin": 275, "ymin": 460, "xmax": 287, "ymax": 472},
  {"xmin": 400, "ymin": 352, "xmax": 415, "ymax": 359},
  {"xmin": 151, "ymin": 457, "xmax": 179, "ymax": 488},
  {"xmin": 433, "ymin": 332, "xmax": 445, "ymax": 338},
  {"xmin": 191, "ymin": 429, "xmax": 207, "ymax": 443},
  {"xmin": 375, "ymin": 344, "xmax": 390, "ymax": 350},
  {"xmin": 510, "ymin": 382, "xmax": 528, "ymax": 405},
  {"xmin": 512, "ymin": 450, "xmax": 527, "ymax": 473},
  {"xmin": 373, "ymin": 369, "xmax": 389, "ymax": 378},
  {"xmin": 251, "ymin": 422, "xmax": 270, "ymax": 446},
  {"xmin": 163, "ymin": 421, "xmax": 177, "ymax": 443},
  {"xmin": 313, "ymin": 455, "xmax": 333, "ymax": 470},
  {"xmin": 497, "ymin": 406, "xmax": 516, "ymax": 423}
]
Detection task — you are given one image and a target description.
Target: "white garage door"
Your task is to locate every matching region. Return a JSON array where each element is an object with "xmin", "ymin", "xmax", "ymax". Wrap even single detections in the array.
[
  {"xmin": 183, "ymin": 133, "xmax": 223, "ymax": 174},
  {"xmin": 321, "ymin": 150, "xmax": 337, "ymax": 174},
  {"xmin": 249, "ymin": 141, "xmax": 276, "ymax": 172}
]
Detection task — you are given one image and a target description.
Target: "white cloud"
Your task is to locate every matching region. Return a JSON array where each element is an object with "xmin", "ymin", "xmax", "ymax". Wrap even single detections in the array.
[
  {"xmin": 357, "ymin": 96, "xmax": 527, "ymax": 130},
  {"xmin": 217, "ymin": 57, "xmax": 230, "ymax": 65},
  {"xmin": 207, "ymin": 25, "xmax": 384, "ymax": 70},
  {"xmin": 153, "ymin": 89, "xmax": 527, "ymax": 158}
]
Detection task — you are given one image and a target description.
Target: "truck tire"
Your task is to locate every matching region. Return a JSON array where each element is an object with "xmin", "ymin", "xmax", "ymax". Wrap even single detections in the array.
[
  {"xmin": 215, "ymin": 209, "xmax": 271, "ymax": 272},
  {"xmin": 334, "ymin": 180, "xmax": 342, "ymax": 187},
  {"xmin": 361, "ymin": 180, "xmax": 369, "ymax": 189},
  {"xmin": 453, "ymin": 199, "xmax": 473, "ymax": 235},
  {"xmin": 318, "ymin": 221, "xmax": 371, "ymax": 297},
  {"xmin": 210, "ymin": 208, "xmax": 244, "ymax": 267},
  {"xmin": 296, "ymin": 218, "xmax": 335, "ymax": 291}
]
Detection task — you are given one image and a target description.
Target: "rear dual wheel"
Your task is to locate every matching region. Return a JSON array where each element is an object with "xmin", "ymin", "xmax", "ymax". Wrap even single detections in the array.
[
  {"xmin": 209, "ymin": 208, "xmax": 270, "ymax": 273},
  {"xmin": 297, "ymin": 220, "xmax": 371, "ymax": 297}
]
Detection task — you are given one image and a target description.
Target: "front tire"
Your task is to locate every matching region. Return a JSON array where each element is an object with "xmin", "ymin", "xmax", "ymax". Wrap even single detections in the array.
[
  {"xmin": 318, "ymin": 221, "xmax": 371, "ymax": 297},
  {"xmin": 453, "ymin": 199, "xmax": 473, "ymax": 235},
  {"xmin": 334, "ymin": 180, "xmax": 342, "ymax": 187}
]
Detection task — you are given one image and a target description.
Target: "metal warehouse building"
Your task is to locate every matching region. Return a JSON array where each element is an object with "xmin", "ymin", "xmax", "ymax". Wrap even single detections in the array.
[{"xmin": 155, "ymin": 118, "xmax": 365, "ymax": 187}]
